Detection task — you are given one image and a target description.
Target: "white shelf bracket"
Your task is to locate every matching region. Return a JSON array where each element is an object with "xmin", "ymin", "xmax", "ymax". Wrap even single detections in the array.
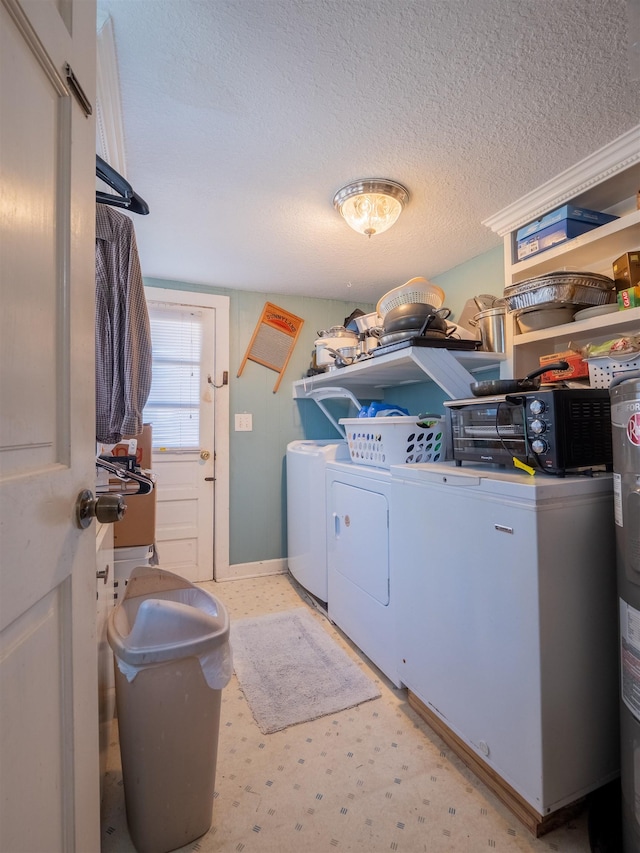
[{"xmin": 410, "ymin": 349, "xmax": 477, "ymax": 399}]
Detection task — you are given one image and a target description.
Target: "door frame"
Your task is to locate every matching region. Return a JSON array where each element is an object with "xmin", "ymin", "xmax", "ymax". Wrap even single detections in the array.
[{"xmin": 144, "ymin": 286, "xmax": 230, "ymax": 580}]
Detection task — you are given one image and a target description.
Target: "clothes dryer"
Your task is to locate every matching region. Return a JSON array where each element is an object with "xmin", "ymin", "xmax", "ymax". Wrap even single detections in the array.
[{"xmin": 326, "ymin": 460, "xmax": 400, "ymax": 687}]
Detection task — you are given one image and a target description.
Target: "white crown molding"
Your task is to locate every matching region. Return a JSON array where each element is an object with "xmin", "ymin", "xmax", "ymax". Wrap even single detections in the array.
[
  {"xmin": 482, "ymin": 124, "xmax": 640, "ymax": 237},
  {"xmin": 96, "ymin": 15, "xmax": 127, "ymax": 176}
]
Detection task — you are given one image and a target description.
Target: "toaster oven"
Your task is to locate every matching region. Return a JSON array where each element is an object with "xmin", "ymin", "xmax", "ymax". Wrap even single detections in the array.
[{"xmin": 444, "ymin": 388, "xmax": 613, "ymax": 474}]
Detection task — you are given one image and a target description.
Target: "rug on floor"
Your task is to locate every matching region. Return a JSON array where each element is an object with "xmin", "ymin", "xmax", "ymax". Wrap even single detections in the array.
[{"xmin": 230, "ymin": 607, "xmax": 381, "ymax": 733}]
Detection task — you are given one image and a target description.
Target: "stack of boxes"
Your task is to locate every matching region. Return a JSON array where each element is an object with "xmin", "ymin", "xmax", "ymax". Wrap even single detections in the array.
[
  {"xmin": 99, "ymin": 423, "xmax": 157, "ymax": 548},
  {"xmin": 101, "ymin": 424, "xmax": 157, "ymax": 593},
  {"xmin": 613, "ymin": 251, "xmax": 640, "ymax": 309}
]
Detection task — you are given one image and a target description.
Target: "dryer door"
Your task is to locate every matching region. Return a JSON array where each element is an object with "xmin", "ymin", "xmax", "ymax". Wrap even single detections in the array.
[{"xmin": 329, "ymin": 481, "xmax": 389, "ymax": 605}]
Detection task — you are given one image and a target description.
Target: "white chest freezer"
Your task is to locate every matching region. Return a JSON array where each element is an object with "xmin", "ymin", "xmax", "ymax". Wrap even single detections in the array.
[{"xmin": 390, "ymin": 461, "xmax": 618, "ymax": 822}]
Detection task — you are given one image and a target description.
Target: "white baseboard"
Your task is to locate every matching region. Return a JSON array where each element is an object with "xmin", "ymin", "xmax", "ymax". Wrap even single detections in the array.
[{"xmin": 215, "ymin": 558, "xmax": 287, "ymax": 582}]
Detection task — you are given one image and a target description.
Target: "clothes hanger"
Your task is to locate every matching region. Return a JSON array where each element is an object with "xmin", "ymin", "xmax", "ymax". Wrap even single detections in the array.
[
  {"xmin": 96, "ymin": 455, "xmax": 154, "ymax": 495},
  {"xmin": 96, "ymin": 155, "xmax": 150, "ymax": 215}
]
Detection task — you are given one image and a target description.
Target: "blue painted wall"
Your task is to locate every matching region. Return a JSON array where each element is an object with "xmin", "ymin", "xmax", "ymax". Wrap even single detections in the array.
[{"xmin": 145, "ymin": 243, "xmax": 504, "ymax": 566}]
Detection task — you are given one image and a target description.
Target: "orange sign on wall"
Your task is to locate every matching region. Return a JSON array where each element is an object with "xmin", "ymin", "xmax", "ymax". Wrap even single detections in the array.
[{"xmin": 237, "ymin": 302, "xmax": 304, "ymax": 392}]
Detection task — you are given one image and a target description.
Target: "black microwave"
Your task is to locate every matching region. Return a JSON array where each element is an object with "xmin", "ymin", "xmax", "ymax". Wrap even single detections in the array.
[{"xmin": 444, "ymin": 388, "xmax": 613, "ymax": 475}]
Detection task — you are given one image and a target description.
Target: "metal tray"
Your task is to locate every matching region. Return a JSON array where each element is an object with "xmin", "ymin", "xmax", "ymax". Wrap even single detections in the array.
[
  {"xmin": 504, "ymin": 271, "xmax": 615, "ymax": 311},
  {"xmin": 372, "ymin": 336, "xmax": 479, "ymax": 356}
]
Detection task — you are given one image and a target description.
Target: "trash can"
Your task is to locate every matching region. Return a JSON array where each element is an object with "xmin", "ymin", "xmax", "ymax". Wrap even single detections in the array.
[{"xmin": 107, "ymin": 566, "xmax": 232, "ymax": 853}]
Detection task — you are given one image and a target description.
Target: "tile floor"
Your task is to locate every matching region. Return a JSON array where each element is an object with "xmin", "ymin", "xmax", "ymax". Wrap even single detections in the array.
[{"xmin": 100, "ymin": 572, "xmax": 593, "ymax": 853}]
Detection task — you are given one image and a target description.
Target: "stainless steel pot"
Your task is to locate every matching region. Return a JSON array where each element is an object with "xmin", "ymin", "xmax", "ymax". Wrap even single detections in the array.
[
  {"xmin": 472, "ymin": 307, "xmax": 506, "ymax": 353},
  {"xmin": 314, "ymin": 326, "xmax": 358, "ymax": 366},
  {"xmin": 358, "ymin": 332, "xmax": 379, "ymax": 354},
  {"xmin": 324, "ymin": 346, "xmax": 359, "ymax": 368}
]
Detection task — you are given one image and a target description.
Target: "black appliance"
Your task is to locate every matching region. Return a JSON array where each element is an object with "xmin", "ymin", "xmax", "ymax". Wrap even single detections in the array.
[{"xmin": 444, "ymin": 388, "xmax": 613, "ymax": 474}]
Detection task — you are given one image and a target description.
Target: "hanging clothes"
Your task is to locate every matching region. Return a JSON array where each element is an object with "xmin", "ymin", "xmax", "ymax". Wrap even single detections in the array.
[{"xmin": 95, "ymin": 204, "xmax": 152, "ymax": 443}]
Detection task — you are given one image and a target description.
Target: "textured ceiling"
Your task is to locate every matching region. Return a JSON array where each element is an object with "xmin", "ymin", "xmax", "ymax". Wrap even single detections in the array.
[{"xmin": 96, "ymin": 0, "xmax": 639, "ymax": 303}]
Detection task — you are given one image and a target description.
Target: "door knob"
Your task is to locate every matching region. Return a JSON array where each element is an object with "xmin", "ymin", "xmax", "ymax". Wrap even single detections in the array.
[
  {"xmin": 75, "ymin": 490, "xmax": 126, "ymax": 529},
  {"xmin": 200, "ymin": 449, "xmax": 211, "ymax": 460}
]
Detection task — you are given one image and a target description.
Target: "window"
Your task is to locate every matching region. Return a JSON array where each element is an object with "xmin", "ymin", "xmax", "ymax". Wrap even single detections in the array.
[{"xmin": 143, "ymin": 304, "xmax": 203, "ymax": 451}]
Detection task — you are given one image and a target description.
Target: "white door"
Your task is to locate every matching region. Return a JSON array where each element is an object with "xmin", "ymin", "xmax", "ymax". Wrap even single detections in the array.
[
  {"xmin": 0, "ymin": 1, "xmax": 99, "ymax": 851},
  {"xmin": 144, "ymin": 288, "xmax": 230, "ymax": 583}
]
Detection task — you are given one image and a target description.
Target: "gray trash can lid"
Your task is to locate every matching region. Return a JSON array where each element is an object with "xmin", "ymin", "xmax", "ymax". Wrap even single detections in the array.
[{"xmin": 108, "ymin": 567, "xmax": 230, "ymax": 668}]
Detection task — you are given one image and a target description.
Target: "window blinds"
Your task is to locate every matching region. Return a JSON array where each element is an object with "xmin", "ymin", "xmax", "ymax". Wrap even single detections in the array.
[{"xmin": 143, "ymin": 303, "xmax": 203, "ymax": 451}]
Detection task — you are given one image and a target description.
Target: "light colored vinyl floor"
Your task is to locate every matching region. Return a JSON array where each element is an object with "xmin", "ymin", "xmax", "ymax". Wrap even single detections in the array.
[{"xmin": 100, "ymin": 572, "xmax": 592, "ymax": 853}]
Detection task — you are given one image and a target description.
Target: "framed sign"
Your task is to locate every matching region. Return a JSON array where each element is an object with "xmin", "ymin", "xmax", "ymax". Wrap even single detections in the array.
[{"xmin": 237, "ymin": 302, "xmax": 304, "ymax": 392}]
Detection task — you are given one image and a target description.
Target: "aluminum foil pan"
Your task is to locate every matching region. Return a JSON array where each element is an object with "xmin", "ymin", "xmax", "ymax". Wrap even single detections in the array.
[{"xmin": 504, "ymin": 272, "xmax": 615, "ymax": 311}]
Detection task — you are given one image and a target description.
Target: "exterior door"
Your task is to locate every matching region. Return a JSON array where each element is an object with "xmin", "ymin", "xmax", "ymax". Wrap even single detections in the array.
[
  {"xmin": 144, "ymin": 288, "xmax": 230, "ymax": 583},
  {"xmin": 0, "ymin": 1, "xmax": 99, "ymax": 850}
]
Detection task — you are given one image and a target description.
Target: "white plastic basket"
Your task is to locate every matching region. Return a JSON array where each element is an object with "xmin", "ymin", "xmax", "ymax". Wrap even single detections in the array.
[
  {"xmin": 339, "ymin": 416, "xmax": 446, "ymax": 469},
  {"xmin": 586, "ymin": 354, "xmax": 640, "ymax": 388}
]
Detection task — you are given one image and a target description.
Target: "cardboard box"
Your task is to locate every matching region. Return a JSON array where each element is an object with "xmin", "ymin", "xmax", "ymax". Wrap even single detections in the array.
[
  {"xmin": 100, "ymin": 423, "xmax": 153, "ymax": 469},
  {"xmin": 539, "ymin": 350, "xmax": 589, "ymax": 383},
  {"xmin": 613, "ymin": 252, "xmax": 640, "ymax": 293},
  {"xmin": 105, "ymin": 425, "xmax": 156, "ymax": 547},
  {"xmin": 516, "ymin": 205, "xmax": 619, "ymax": 242},
  {"xmin": 517, "ymin": 219, "xmax": 601, "ymax": 261},
  {"xmin": 617, "ymin": 286, "xmax": 640, "ymax": 310},
  {"xmin": 113, "ymin": 490, "xmax": 156, "ymax": 547}
]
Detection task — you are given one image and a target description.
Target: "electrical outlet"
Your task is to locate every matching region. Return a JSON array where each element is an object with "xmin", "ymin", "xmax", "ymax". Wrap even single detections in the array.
[{"xmin": 235, "ymin": 413, "xmax": 253, "ymax": 431}]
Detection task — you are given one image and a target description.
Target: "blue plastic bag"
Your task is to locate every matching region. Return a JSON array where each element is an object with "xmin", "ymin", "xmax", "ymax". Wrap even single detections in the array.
[{"xmin": 358, "ymin": 401, "xmax": 410, "ymax": 418}]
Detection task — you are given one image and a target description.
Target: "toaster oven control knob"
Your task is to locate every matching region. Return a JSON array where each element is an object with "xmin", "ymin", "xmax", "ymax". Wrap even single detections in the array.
[
  {"xmin": 531, "ymin": 438, "xmax": 548, "ymax": 455},
  {"xmin": 529, "ymin": 399, "xmax": 546, "ymax": 415},
  {"xmin": 530, "ymin": 418, "xmax": 546, "ymax": 435}
]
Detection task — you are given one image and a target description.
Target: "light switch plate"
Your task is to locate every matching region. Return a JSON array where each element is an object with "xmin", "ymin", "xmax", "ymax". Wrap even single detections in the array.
[{"xmin": 235, "ymin": 413, "xmax": 253, "ymax": 431}]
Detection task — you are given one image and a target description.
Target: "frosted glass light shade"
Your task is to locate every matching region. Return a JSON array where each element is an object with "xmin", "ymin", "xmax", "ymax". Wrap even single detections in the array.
[{"xmin": 333, "ymin": 179, "xmax": 409, "ymax": 237}]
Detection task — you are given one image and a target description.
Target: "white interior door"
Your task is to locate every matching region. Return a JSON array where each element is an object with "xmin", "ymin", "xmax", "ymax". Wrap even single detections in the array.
[
  {"xmin": 144, "ymin": 288, "xmax": 230, "ymax": 583},
  {"xmin": 0, "ymin": 1, "xmax": 99, "ymax": 850}
]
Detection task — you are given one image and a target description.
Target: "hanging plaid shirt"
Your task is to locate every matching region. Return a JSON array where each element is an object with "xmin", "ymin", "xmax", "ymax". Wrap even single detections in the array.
[{"xmin": 95, "ymin": 204, "xmax": 152, "ymax": 443}]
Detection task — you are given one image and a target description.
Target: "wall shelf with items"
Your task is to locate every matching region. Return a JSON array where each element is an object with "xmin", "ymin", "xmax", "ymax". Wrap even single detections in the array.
[
  {"xmin": 484, "ymin": 126, "xmax": 640, "ymax": 282},
  {"xmin": 292, "ymin": 346, "xmax": 504, "ymax": 402},
  {"xmin": 510, "ymin": 306, "xmax": 640, "ymax": 377},
  {"xmin": 483, "ymin": 124, "xmax": 640, "ymax": 380},
  {"xmin": 508, "ymin": 208, "xmax": 640, "ymax": 284}
]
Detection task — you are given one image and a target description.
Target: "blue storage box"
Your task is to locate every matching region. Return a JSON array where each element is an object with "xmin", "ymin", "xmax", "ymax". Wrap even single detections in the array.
[
  {"xmin": 517, "ymin": 220, "xmax": 595, "ymax": 260},
  {"xmin": 516, "ymin": 205, "xmax": 618, "ymax": 241},
  {"xmin": 516, "ymin": 205, "xmax": 619, "ymax": 261}
]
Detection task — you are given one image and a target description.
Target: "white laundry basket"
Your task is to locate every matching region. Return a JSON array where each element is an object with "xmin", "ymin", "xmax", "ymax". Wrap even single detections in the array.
[{"xmin": 339, "ymin": 415, "xmax": 446, "ymax": 469}]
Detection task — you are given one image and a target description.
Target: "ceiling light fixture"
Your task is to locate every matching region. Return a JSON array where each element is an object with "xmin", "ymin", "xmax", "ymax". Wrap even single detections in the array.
[{"xmin": 333, "ymin": 179, "xmax": 410, "ymax": 237}]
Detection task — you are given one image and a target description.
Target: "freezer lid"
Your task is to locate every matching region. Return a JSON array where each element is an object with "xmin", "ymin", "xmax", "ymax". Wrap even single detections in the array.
[{"xmin": 389, "ymin": 461, "xmax": 613, "ymax": 500}]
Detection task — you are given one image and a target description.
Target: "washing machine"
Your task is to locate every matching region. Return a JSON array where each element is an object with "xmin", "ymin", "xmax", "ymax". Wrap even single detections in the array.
[
  {"xmin": 326, "ymin": 460, "xmax": 400, "ymax": 687},
  {"xmin": 286, "ymin": 440, "xmax": 348, "ymax": 604}
]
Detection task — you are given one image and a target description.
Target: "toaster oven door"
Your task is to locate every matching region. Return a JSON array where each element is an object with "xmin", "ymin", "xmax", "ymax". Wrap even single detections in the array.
[{"xmin": 449, "ymin": 401, "xmax": 527, "ymax": 465}]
